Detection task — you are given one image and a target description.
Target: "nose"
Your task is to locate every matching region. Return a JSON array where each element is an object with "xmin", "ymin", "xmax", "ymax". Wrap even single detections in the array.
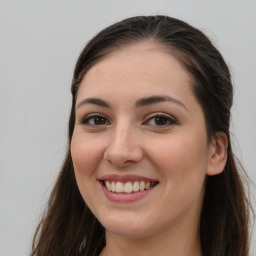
[{"xmin": 104, "ymin": 124, "xmax": 143, "ymax": 168}]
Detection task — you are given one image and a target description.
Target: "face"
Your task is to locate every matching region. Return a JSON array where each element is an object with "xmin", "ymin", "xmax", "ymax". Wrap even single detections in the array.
[{"xmin": 71, "ymin": 41, "xmax": 214, "ymax": 239}]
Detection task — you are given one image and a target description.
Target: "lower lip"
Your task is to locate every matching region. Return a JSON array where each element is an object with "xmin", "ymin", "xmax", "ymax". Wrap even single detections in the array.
[{"xmin": 100, "ymin": 182, "xmax": 156, "ymax": 203}]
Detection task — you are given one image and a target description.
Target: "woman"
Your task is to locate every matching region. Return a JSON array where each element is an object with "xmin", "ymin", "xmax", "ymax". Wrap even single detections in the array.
[{"xmin": 31, "ymin": 16, "xmax": 253, "ymax": 256}]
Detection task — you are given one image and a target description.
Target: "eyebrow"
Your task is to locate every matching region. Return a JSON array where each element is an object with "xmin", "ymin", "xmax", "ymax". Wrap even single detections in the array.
[
  {"xmin": 77, "ymin": 98, "xmax": 111, "ymax": 109},
  {"xmin": 135, "ymin": 95, "xmax": 188, "ymax": 111},
  {"xmin": 76, "ymin": 95, "xmax": 187, "ymax": 111}
]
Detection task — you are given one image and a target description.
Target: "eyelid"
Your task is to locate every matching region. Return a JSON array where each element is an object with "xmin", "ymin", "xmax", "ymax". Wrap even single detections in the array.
[
  {"xmin": 143, "ymin": 112, "xmax": 178, "ymax": 126},
  {"xmin": 79, "ymin": 112, "xmax": 177, "ymax": 127},
  {"xmin": 80, "ymin": 113, "xmax": 111, "ymax": 125}
]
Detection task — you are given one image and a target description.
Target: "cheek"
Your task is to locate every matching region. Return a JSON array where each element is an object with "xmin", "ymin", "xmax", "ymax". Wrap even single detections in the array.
[
  {"xmin": 70, "ymin": 132, "xmax": 105, "ymax": 203},
  {"xmin": 149, "ymin": 133, "xmax": 208, "ymax": 200},
  {"xmin": 151, "ymin": 136, "xmax": 208, "ymax": 173},
  {"xmin": 71, "ymin": 132, "xmax": 104, "ymax": 176},
  {"xmin": 70, "ymin": 132, "xmax": 105, "ymax": 211}
]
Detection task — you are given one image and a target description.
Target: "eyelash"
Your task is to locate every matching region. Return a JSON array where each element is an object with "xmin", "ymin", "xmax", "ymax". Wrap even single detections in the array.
[
  {"xmin": 80, "ymin": 114, "xmax": 110, "ymax": 126},
  {"xmin": 143, "ymin": 113, "xmax": 177, "ymax": 127},
  {"xmin": 80, "ymin": 113, "xmax": 178, "ymax": 127}
]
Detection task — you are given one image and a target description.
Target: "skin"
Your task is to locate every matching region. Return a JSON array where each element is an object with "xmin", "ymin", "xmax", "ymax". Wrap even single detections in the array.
[{"xmin": 71, "ymin": 41, "xmax": 227, "ymax": 256}]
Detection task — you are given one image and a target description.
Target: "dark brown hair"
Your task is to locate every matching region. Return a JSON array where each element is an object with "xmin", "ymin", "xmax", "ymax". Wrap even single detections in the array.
[{"xmin": 31, "ymin": 15, "xmax": 253, "ymax": 256}]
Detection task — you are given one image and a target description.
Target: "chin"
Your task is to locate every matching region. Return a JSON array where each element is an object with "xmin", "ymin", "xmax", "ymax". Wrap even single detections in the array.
[
  {"xmin": 98, "ymin": 212, "xmax": 157, "ymax": 238},
  {"xmin": 106, "ymin": 224, "xmax": 152, "ymax": 238}
]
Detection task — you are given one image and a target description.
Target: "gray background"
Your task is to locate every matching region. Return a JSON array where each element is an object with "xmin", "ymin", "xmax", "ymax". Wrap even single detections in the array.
[{"xmin": 1, "ymin": 0, "xmax": 255, "ymax": 255}]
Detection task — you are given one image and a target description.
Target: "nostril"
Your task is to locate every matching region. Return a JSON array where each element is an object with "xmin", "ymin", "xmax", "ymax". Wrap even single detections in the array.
[
  {"xmin": 104, "ymin": 148, "xmax": 143, "ymax": 167},
  {"xmin": 104, "ymin": 140, "xmax": 144, "ymax": 166}
]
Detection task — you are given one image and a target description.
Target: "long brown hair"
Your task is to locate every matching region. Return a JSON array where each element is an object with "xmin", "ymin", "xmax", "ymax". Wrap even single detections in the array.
[{"xmin": 31, "ymin": 16, "xmax": 254, "ymax": 256}]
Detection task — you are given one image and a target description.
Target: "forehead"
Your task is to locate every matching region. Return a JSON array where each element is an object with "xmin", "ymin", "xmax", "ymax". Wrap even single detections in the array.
[{"xmin": 77, "ymin": 41, "xmax": 194, "ymax": 102}]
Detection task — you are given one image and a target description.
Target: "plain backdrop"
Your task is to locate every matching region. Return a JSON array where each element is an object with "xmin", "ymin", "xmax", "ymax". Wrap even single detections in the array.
[{"xmin": 1, "ymin": 0, "xmax": 255, "ymax": 255}]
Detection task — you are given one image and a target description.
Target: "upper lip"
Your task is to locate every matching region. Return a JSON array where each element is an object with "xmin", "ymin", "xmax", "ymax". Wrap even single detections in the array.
[{"xmin": 99, "ymin": 174, "xmax": 159, "ymax": 183}]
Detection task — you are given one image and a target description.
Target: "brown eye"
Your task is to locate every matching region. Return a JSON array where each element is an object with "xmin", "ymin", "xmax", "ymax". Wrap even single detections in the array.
[
  {"xmin": 93, "ymin": 116, "xmax": 108, "ymax": 125},
  {"xmin": 81, "ymin": 115, "xmax": 110, "ymax": 126},
  {"xmin": 154, "ymin": 116, "xmax": 169, "ymax": 125},
  {"xmin": 144, "ymin": 114, "xmax": 177, "ymax": 127}
]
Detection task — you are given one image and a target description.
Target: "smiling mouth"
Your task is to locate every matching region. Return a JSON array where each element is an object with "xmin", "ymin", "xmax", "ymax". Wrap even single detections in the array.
[{"xmin": 101, "ymin": 180, "xmax": 159, "ymax": 194}]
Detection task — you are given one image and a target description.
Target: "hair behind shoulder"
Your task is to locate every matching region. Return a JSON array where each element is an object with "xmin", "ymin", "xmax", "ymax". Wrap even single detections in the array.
[{"xmin": 31, "ymin": 15, "xmax": 254, "ymax": 256}]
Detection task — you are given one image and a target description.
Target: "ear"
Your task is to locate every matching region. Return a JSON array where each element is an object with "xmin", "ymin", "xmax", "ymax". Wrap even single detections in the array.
[{"xmin": 206, "ymin": 132, "xmax": 228, "ymax": 176}]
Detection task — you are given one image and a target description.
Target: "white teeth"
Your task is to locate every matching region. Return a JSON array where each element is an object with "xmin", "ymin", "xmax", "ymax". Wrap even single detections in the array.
[
  {"xmin": 104, "ymin": 180, "xmax": 156, "ymax": 193},
  {"xmin": 106, "ymin": 180, "xmax": 111, "ymax": 190},
  {"xmin": 124, "ymin": 182, "xmax": 133, "ymax": 193},
  {"xmin": 139, "ymin": 181, "xmax": 145, "ymax": 191},
  {"xmin": 111, "ymin": 181, "xmax": 116, "ymax": 192},
  {"xmin": 116, "ymin": 182, "xmax": 124, "ymax": 193},
  {"xmin": 133, "ymin": 181, "xmax": 140, "ymax": 192}
]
